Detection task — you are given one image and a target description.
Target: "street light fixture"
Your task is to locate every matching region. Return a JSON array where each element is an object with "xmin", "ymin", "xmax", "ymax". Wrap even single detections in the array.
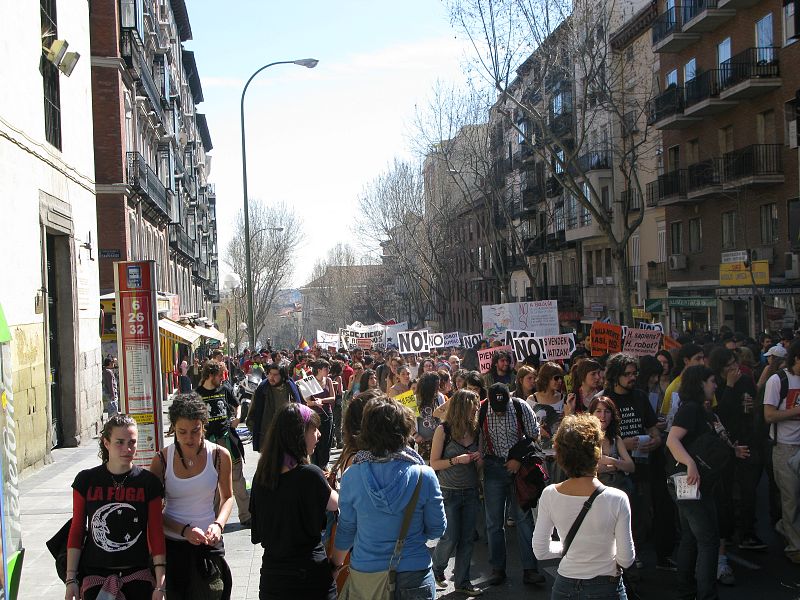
[{"xmin": 240, "ymin": 58, "xmax": 318, "ymax": 350}]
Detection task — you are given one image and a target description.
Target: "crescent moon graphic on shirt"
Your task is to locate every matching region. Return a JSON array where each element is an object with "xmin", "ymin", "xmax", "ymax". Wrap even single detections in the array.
[{"xmin": 90, "ymin": 502, "xmax": 142, "ymax": 553}]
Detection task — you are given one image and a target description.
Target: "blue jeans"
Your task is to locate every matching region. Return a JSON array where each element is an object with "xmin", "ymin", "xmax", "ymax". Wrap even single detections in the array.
[
  {"xmin": 432, "ymin": 488, "xmax": 479, "ymax": 588},
  {"xmin": 676, "ymin": 495, "xmax": 719, "ymax": 600},
  {"xmin": 394, "ymin": 567, "xmax": 435, "ymax": 600},
  {"xmin": 483, "ymin": 457, "xmax": 536, "ymax": 571},
  {"xmin": 552, "ymin": 574, "xmax": 627, "ymax": 600}
]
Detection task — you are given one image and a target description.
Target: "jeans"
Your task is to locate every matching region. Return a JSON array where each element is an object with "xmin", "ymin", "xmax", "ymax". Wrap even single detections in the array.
[
  {"xmin": 551, "ymin": 574, "xmax": 627, "ymax": 600},
  {"xmin": 773, "ymin": 443, "xmax": 800, "ymax": 553},
  {"xmin": 432, "ymin": 488, "xmax": 480, "ymax": 588},
  {"xmin": 312, "ymin": 411, "xmax": 333, "ymax": 469},
  {"xmin": 394, "ymin": 567, "xmax": 436, "ymax": 600},
  {"xmin": 483, "ymin": 457, "xmax": 536, "ymax": 571},
  {"xmin": 675, "ymin": 495, "xmax": 719, "ymax": 600}
]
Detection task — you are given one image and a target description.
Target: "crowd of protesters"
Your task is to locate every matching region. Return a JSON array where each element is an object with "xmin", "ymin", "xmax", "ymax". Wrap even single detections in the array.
[{"xmin": 65, "ymin": 325, "xmax": 800, "ymax": 599}]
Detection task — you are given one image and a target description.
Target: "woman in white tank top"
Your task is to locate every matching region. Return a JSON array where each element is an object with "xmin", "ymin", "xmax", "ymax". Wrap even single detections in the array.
[{"xmin": 149, "ymin": 393, "xmax": 234, "ymax": 599}]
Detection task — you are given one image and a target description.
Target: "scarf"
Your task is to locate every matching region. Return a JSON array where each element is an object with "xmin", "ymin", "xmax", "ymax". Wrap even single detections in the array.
[{"xmin": 352, "ymin": 446, "xmax": 425, "ymax": 466}]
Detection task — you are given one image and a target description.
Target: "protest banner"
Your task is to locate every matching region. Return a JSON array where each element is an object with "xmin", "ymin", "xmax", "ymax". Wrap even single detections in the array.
[
  {"xmin": 623, "ymin": 328, "xmax": 662, "ymax": 357},
  {"xmin": 539, "ymin": 333, "xmax": 576, "ymax": 361},
  {"xmin": 316, "ymin": 330, "xmax": 340, "ymax": 348},
  {"xmin": 638, "ymin": 322, "xmax": 664, "ymax": 333},
  {"xmin": 504, "ymin": 329, "xmax": 536, "ymax": 346},
  {"xmin": 482, "ymin": 300, "xmax": 559, "ymax": 342},
  {"xmin": 397, "ymin": 329, "xmax": 430, "ymax": 354},
  {"xmin": 511, "ymin": 335, "xmax": 547, "ymax": 362},
  {"xmin": 478, "ymin": 345, "xmax": 513, "ymax": 373},
  {"xmin": 296, "ymin": 374, "xmax": 324, "ymax": 400},
  {"xmin": 589, "ymin": 322, "xmax": 623, "ymax": 357},
  {"xmin": 394, "ymin": 388, "xmax": 419, "ymax": 416},
  {"xmin": 338, "ymin": 321, "xmax": 386, "ymax": 350},
  {"xmin": 356, "ymin": 338, "xmax": 373, "ymax": 350},
  {"xmin": 385, "ymin": 321, "xmax": 408, "ymax": 348},
  {"xmin": 443, "ymin": 332, "xmax": 461, "ymax": 347},
  {"xmin": 462, "ymin": 333, "xmax": 482, "ymax": 349}
]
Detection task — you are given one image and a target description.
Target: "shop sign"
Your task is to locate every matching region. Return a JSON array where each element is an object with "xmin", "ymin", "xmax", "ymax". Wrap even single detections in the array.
[
  {"xmin": 590, "ymin": 303, "xmax": 605, "ymax": 312},
  {"xmin": 632, "ymin": 308, "xmax": 651, "ymax": 319},
  {"xmin": 719, "ymin": 260, "xmax": 769, "ymax": 286},
  {"xmin": 644, "ymin": 298, "xmax": 664, "ymax": 313},
  {"xmin": 668, "ymin": 297, "xmax": 717, "ymax": 308},
  {"xmin": 715, "ymin": 286, "xmax": 800, "ymax": 297},
  {"xmin": 114, "ymin": 261, "xmax": 164, "ymax": 468},
  {"xmin": 721, "ymin": 250, "xmax": 749, "ymax": 264}
]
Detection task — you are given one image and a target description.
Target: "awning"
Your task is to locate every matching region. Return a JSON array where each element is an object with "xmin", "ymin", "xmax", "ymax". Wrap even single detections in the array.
[
  {"xmin": 158, "ymin": 318, "xmax": 201, "ymax": 347},
  {"xmin": 189, "ymin": 324, "xmax": 227, "ymax": 343}
]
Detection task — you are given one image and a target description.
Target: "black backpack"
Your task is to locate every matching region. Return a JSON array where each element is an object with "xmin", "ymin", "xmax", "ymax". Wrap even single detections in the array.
[{"xmin": 479, "ymin": 399, "xmax": 550, "ymax": 510}]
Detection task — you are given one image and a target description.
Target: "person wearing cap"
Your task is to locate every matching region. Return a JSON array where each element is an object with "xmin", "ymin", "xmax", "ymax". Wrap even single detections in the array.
[
  {"xmin": 757, "ymin": 345, "xmax": 787, "ymax": 392},
  {"xmin": 479, "ymin": 383, "xmax": 544, "ymax": 586}
]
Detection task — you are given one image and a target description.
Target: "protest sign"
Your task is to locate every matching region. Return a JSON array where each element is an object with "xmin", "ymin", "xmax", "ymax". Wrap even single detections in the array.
[
  {"xmin": 638, "ymin": 322, "xmax": 664, "ymax": 333},
  {"xmin": 356, "ymin": 338, "xmax": 373, "ymax": 350},
  {"xmin": 397, "ymin": 329, "xmax": 430, "ymax": 354},
  {"xmin": 504, "ymin": 329, "xmax": 536, "ymax": 346},
  {"xmin": 623, "ymin": 328, "xmax": 662, "ymax": 357},
  {"xmin": 443, "ymin": 332, "xmax": 461, "ymax": 347},
  {"xmin": 384, "ymin": 322, "xmax": 408, "ymax": 348},
  {"xmin": 511, "ymin": 335, "xmax": 547, "ymax": 362},
  {"xmin": 663, "ymin": 335, "xmax": 681, "ymax": 351},
  {"xmin": 394, "ymin": 388, "xmax": 419, "ymax": 416},
  {"xmin": 430, "ymin": 333, "xmax": 446, "ymax": 348},
  {"xmin": 539, "ymin": 334, "xmax": 576, "ymax": 361},
  {"xmin": 296, "ymin": 374, "xmax": 324, "ymax": 400},
  {"xmin": 482, "ymin": 300, "xmax": 559, "ymax": 342},
  {"xmin": 462, "ymin": 333, "xmax": 482, "ymax": 349},
  {"xmin": 589, "ymin": 322, "xmax": 623, "ymax": 357},
  {"xmin": 338, "ymin": 321, "xmax": 386, "ymax": 350},
  {"xmin": 316, "ymin": 330, "xmax": 339, "ymax": 348},
  {"xmin": 478, "ymin": 345, "xmax": 513, "ymax": 373}
]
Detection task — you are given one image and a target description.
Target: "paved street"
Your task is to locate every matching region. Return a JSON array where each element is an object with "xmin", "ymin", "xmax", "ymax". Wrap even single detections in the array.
[{"xmin": 17, "ymin": 433, "xmax": 800, "ymax": 600}]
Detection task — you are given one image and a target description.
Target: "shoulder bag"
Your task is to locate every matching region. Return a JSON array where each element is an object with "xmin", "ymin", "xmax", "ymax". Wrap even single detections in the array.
[
  {"xmin": 561, "ymin": 485, "xmax": 606, "ymax": 558},
  {"xmin": 339, "ymin": 470, "xmax": 423, "ymax": 600}
]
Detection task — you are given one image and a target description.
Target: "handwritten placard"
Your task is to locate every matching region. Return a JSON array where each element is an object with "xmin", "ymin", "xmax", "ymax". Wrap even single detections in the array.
[
  {"xmin": 589, "ymin": 322, "xmax": 623, "ymax": 357},
  {"xmin": 394, "ymin": 389, "xmax": 419, "ymax": 416}
]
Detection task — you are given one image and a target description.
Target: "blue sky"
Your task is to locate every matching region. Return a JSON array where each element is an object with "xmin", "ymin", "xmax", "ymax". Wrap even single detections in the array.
[{"xmin": 186, "ymin": 0, "xmax": 474, "ymax": 286}]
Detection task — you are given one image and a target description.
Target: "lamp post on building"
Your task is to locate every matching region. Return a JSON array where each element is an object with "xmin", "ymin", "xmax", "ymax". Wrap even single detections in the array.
[{"xmin": 240, "ymin": 58, "xmax": 318, "ymax": 350}]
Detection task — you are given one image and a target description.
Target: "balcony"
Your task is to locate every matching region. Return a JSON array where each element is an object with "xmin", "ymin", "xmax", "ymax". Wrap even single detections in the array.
[
  {"xmin": 505, "ymin": 253, "xmax": 527, "ymax": 271},
  {"xmin": 546, "ymin": 230, "xmax": 567, "ymax": 249},
  {"xmin": 574, "ymin": 146, "xmax": 612, "ymax": 174},
  {"xmin": 719, "ymin": 47, "xmax": 781, "ymax": 100},
  {"xmin": 521, "ymin": 172, "xmax": 544, "ymax": 208},
  {"xmin": 546, "ymin": 175, "xmax": 562, "ymax": 197},
  {"xmin": 513, "ymin": 142, "xmax": 535, "ymax": 166},
  {"xmin": 648, "ymin": 261, "xmax": 668, "ymax": 288},
  {"xmin": 524, "ymin": 235, "xmax": 546, "ymax": 256},
  {"xmin": 566, "ymin": 213, "xmax": 605, "ymax": 243},
  {"xmin": 126, "ymin": 152, "xmax": 170, "ymax": 221},
  {"xmin": 687, "ymin": 158, "xmax": 723, "ymax": 198},
  {"xmin": 681, "ymin": 0, "xmax": 734, "ymax": 34},
  {"xmin": 647, "ymin": 86, "xmax": 700, "ymax": 129},
  {"xmin": 620, "ymin": 189, "xmax": 642, "ymax": 211},
  {"xmin": 195, "ymin": 262, "xmax": 211, "ymax": 281},
  {"xmin": 722, "ymin": 144, "xmax": 784, "ymax": 188},
  {"xmin": 652, "ymin": 6, "xmax": 700, "ymax": 53},
  {"xmin": 169, "ymin": 224, "xmax": 195, "ymax": 260},
  {"xmin": 683, "ymin": 70, "xmax": 737, "ymax": 116},
  {"xmin": 549, "ymin": 111, "xmax": 574, "ymax": 138},
  {"xmin": 120, "ymin": 30, "xmax": 163, "ymax": 121},
  {"xmin": 718, "ymin": 0, "xmax": 759, "ymax": 8},
  {"xmin": 647, "ymin": 170, "xmax": 688, "ymax": 205}
]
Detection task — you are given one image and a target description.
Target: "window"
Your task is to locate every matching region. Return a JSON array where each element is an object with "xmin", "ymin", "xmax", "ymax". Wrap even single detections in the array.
[
  {"xmin": 552, "ymin": 93, "xmax": 564, "ymax": 115},
  {"xmin": 718, "ymin": 37, "xmax": 732, "ymax": 66},
  {"xmin": 41, "ymin": 0, "xmax": 61, "ymax": 149},
  {"xmin": 756, "ymin": 14, "xmax": 774, "ymax": 60},
  {"xmin": 657, "ymin": 221, "xmax": 667, "ymax": 262},
  {"xmin": 760, "ymin": 203, "xmax": 779, "ymax": 244},
  {"xmin": 671, "ymin": 221, "xmax": 683, "ymax": 254},
  {"xmin": 666, "ymin": 69, "xmax": 678, "ymax": 88},
  {"xmin": 554, "ymin": 148, "xmax": 565, "ymax": 174},
  {"xmin": 718, "ymin": 125, "xmax": 734, "ymax": 154},
  {"xmin": 518, "ymin": 120, "xmax": 528, "ymax": 144},
  {"xmin": 722, "ymin": 211, "xmax": 737, "ymax": 249},
  {"xmin": 757, "ymin": 109, "xmax": 776, "ymax": 144},
  {"xmin": 684, "ymin": 58, "xmax": 696, "ymax": 83},
  {"xmin": 784, "ymin": 0, "xmax": 796, "ymax": 43},
  {"xmin": 689, "ymin": 218, "xmax": 703, "ymax": 253}
]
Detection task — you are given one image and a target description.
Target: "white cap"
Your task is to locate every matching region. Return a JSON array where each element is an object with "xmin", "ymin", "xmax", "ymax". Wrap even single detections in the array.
[{"xmin": 765, "ymin": 345, "xmax": 788, "ymax": 358}]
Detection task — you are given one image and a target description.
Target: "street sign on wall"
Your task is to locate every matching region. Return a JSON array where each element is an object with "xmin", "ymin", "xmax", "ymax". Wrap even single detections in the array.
[{"xmin": 114, "ymin": 261, "xmax": 164, "ymax": 467}]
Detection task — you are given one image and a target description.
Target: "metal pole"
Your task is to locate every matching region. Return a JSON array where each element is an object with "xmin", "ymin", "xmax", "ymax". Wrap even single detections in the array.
[{"xmin": 240, "ymin": 61, "xmax": 295, "ymax": 350}]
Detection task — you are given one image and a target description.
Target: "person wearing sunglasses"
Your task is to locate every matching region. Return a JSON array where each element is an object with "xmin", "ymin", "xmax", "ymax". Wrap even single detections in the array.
[
  {"xmin": 601, "ymin": 353, "xmax": 662, "ymax": 575},
  {"xmin": 529, "ymin": 362, "xmax": 566, "ymax": 446}
]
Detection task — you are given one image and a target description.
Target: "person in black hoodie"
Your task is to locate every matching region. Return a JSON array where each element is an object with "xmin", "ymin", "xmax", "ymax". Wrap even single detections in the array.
[{"xmin": 710, "ymin": 347, "xmax": 766, "ymax": 551}]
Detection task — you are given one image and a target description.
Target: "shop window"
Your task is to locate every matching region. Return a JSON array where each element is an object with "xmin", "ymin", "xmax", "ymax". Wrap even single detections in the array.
[
  {"xmin": 760, "ymin": 203, "xmax": 779, "ymax": 244},
  {"xmin": 689, "ymin": 218, "xmax": 703, "ymax": 253},
  {"xmin": 721, "ymin": 211, "xmax": 737, "ymax": 250}
]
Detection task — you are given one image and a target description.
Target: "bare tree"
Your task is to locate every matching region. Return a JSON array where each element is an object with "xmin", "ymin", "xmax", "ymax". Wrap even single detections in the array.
[
  {"xmin": 225, "ymin": 199, "xmax": 303, "ymax": 347},
  {"xmin": 448, "ymin": 0, "xmax": 661, "ymax": 324}
]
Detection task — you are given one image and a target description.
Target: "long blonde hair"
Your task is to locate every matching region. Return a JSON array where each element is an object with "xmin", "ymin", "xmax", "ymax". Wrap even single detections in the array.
[{"xmin": 445, "ymin": 389, "xmax": 480, "ymax": 442}]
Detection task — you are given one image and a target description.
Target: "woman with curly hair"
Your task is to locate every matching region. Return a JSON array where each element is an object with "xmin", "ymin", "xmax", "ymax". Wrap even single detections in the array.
[
  {"xmin": 430, "ymin": 390, "xmax": 483, "ymax": 596},
  {"xmin": 250, "ymin": 403, "xmax": 339, "ymax": 599},
  {"xmin": 533, "ymin": 414, "xmax": 634, "ymax": 600},
  {"xmin": 66, "ymin": 414, "xmax": 166, "ymax": 600},
  {"xmin": 149, "ymin": 393, "xmax": 234, "ymax": 599}
]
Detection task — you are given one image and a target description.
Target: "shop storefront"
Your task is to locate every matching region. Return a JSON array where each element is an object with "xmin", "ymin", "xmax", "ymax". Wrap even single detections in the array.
[
  {"xmin": 667, "ymin": 295, "xmax": 719, "ymax": 335},
  {"xmin": 0, "ymin": 303, "xmax": 22, "ymax": 599},
  {"xmin": 715, "ymin": 285, "xmax": 800, "ymax": 334}
]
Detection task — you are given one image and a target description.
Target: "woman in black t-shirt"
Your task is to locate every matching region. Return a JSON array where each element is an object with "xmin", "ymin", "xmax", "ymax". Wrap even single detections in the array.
[
  {"xmin": 250, "ymin": 403, "xmax": 339, "ymax": 599},
  {"xmin": 666, "ymin": 366, "xmax": 749, "ymax": 600},
  {"xmin": 66, "ymin": 414, "xmax": 166, "ymax": 600}
]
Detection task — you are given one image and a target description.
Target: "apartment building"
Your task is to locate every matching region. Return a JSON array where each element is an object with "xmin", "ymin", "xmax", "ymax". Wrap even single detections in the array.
[
  {"xmin": 648, "ymin": 0, "xmax": 800, "ymax": 334},
  {"xmin": 0, "ymin": 2, "xmax": 102, "ymax": 471},
  {"xmin": 91, "ymin": 0, "xmax": 219, "ymax": 326}
]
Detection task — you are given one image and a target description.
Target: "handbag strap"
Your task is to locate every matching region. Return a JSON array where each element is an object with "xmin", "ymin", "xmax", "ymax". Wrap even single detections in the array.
[
  {"xmin": 561, "ymin": 484, "xmax": 606, "ymax": 558},
  {"xmin": 388, "ymin": 470, "xmax": 424, "ymax": 572}
]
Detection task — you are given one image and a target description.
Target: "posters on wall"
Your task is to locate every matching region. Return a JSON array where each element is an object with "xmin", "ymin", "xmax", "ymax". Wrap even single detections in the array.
[{"xmin": 482, "ymin": 300, "xmax": 560, "ymax": 342}]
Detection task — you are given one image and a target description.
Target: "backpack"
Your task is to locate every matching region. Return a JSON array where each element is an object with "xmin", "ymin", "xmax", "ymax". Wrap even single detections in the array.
[
  {"xmin": 479, "ymin": 399, "xmax": 550, "ymax": 510},
  {"xmin": 770, "ymin": 369, "xmax": 790, "ymax": 445}
]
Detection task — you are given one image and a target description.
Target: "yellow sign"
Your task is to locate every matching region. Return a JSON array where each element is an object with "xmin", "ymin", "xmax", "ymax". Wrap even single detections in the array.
[
  {"xmin": 394, "ymin": 389, "xmax": 419, "ymax": 416},
  {"xmin": 632, "ymin": 309, "xmax": 652, "ymax": 319},
  {"xmin": 130, "ymin": 412, "xmax": 155, "ymax": 424},
  {"xmin": 719, "ymin": 261, "xmax": 769, "ymax": 286}
]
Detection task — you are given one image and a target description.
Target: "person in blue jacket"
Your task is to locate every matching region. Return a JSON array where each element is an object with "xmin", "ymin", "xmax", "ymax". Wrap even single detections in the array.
[
  {"xmin": 247, "ymin": 363, "xmax": 303, "ymax": 452},
  {"xmin": 331, "ymin": 395, "xmax": 446, "ymax": 599}
]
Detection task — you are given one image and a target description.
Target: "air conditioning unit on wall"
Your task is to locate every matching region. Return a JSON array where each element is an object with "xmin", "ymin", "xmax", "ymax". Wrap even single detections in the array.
[
  {"xmin": 751, "ymin": 246, "xmax": 774, "ymax": 264},
  {"xmin": 786, "ymin": 252, "xmax": 800, "ymax": 279},
  {"xmin": 668, "ymin": 254, "xmax": 687, "ymax": 270}
]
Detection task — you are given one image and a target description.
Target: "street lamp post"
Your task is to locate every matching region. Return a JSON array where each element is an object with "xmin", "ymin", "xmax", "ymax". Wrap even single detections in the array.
[{"xmin": 240, "ymin": 58, "xmax": 318, "ymax": 350}]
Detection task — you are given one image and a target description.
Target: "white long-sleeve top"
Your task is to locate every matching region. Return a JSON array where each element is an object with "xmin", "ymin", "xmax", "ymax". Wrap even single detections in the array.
[{"xmin": 532, "ymin": 484, "xmax": 635, "ymax": 579}]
